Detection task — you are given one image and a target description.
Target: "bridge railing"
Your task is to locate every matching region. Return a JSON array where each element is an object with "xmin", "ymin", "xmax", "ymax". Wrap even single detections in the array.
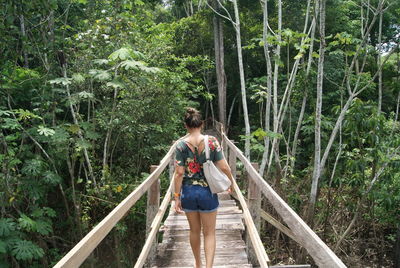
[
  {"xmin": 215, "ymin": 121, "xmax": 346, "ymax": 268},
  {"xmin": 54, "ymin": 142, "xmax": 178, "ymax": 268}
]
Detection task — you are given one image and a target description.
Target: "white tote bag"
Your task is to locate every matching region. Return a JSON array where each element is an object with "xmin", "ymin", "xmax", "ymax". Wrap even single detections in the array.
[{"xmin": 203, "ymin": 135, "xmax": 231, "ymax": 194}]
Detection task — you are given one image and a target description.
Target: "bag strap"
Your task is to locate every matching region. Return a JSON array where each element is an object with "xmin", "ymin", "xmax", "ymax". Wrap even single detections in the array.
[{"xmin": 204, "ymin": 135, "xmax": 210, "ymax": 160}]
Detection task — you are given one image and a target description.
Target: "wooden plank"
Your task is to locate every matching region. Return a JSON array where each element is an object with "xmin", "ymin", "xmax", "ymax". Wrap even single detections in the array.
[
  {"xmin": 146, "ymin": 165, "xmax": 160, "ymax": 267},
  {"xmin": 223, "ymin": 135, "xmax": 347, "ymax": 268},
  {"xmin": 259, "ymin": 209, "xmax": 299, "ymax": 244},
  {"xmin": 269, "ymin": 265, "xmax": 311, "ymax": 268},
  {"xmin": 155, "ymin": 254, "xmax": 250, "ymax": 266},
  {"xmin": 54, "ymin": 145, "xmax": 176, "ymax": 268},
  {"xmin": 152, "ymin": 265, "xmax": 253, "ymax": 268},
  {"xmin": 229, "ymin": 143, "xmax": 237, "ymax": 180},
  {"xmin": 247, "ymin": 163, "xmax": 262, "ymax": 265}
]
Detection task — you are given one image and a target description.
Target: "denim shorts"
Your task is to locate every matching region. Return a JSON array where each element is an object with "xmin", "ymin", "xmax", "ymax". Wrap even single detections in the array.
[{"xmin": 181, "ymin": 184, "xmax": 219, "ymax": 213}]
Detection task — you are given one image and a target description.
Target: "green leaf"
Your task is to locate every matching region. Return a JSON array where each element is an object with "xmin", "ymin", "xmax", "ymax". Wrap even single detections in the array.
[
  {"xmin": 21, "ymin": 159, "xmax": 44, "ymax": 176},
  {"xmin": 15, "ymin": 109, "xmax": 41, "ymax": 121},
  {"xmin": 77, "ymin": 91, "xmax": 94, "ymax": 99},
  {"xmin": 0, "ymin": 240, "xmax": 6, "ymax": 254},
  {"xmin": 252, "ymin": 128, "xmax": 267, "ymax": 140},
  {"xmin": 1, "ymin": 118, "xmax": 21, "ymax": 130},
  {"xmin": 18, "ymin": 214, "xmax": 35, "ymax": 232},
  {"xmin": 88, "ymin": 69, "xmax": 111, "ymax": 81},
  {"xmin": 120, "ymin": 60, "xmax": 146, "ymax": 70},
  {"xmin": 49, "ymin": 77, "xmax": 73, "ymax": 86},
  {"xmin": 11, "ymin": 240, "xmax": 44, "ymax": 261},
  {"xmin": 106, "ymin": 80, "xmax": 125, "ymax": 89},
  {"xmin": 312, "ymin": 52, "xmax": 320, "ymax": 58},
  {"xmin": 34, "ymin": 220, "xmax": 52, "ymax": 235},
  {"xmin": 43, "ymin": 207, "xmax": 56, "ymax": 218},
  {"xmin": 0, "ymin": 218, "xmax": 16, "ymax": 237},
  {"xmin": 109, "ymin": 48, "xmax": 132, "ymax": 61},
  {"xmin": 294, "ymin": 53, "xmax": 303, "ymax": 60},
  {"xmin": 43, "ymin": 171, "xmax": 62, "ymax": 185},
  {"xmin": 72, "ymin": 73, "xmax": 85, "ymax": 83},
  {"xmin": 93, "ymin": 59, "xmax": 109, "ymax": 65},
  {"xmin": 37, "ymin": 126, "xmax": 55, "ymax": 137}
]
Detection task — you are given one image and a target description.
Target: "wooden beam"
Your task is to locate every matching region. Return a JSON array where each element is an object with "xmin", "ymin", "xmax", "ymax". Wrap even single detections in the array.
[
  {"xmin": 146, "ymin": 165, "xmax": 160, "ymax": 266},
  {"xmin": 228, "ymin": 141, "xmax": 237, "ymax": 180},
  {"xmin": 259, "ymin": 209, "xmax": 299, "ymax": 244},
  {"xmin": 54, "ymin": 144, "xmax": 177, "ymax": 268},
  {"xmin": 270, "ymin": 265, "xmax": 311, "ymax": 268},
  {"xmin": 223, "ymin": 135, "xmax": 346, "ymax": 268},
  {"xmin": 247, "ymin": 163, "xmax": 262, "ymax": 265}
]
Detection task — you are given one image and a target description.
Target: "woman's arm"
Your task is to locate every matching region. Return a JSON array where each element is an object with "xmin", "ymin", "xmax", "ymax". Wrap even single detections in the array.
[{"xmin": 174, "ymin": 166, "xmax": 185, "ymax": 213}]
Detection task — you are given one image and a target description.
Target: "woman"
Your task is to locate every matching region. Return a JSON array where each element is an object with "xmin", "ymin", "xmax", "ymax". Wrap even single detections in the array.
[{"xmin": 173, "ymin": 108, "xmax": 234, "ymax": 268}]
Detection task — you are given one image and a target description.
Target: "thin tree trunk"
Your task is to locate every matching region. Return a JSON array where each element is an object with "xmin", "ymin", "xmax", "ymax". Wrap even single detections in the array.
[
  {"xmin": 259, "ymin": 0, "xmax": 273, "ymax": 176},
  {"xmin": 62, "ymin": 64, "xmax": 97, "ymax": 188},
  {"xmin": 102, "ymin": 88, "xmax": 118, "ymax": 178},
  {"xmin": 19, "ymin": 14, "xmax": 29, "ymax": 68},
  {"xmin": 290, "ymin": 93, "xmax": 307, "ymax": 171},
  {"xmin": 232, "ymin": 0, "xmax": 251, "ymax": 159},
  {"xmin": 377, "ymin": 10, "xmax": 383, "ymax": 114},
  {"xmin": 308, "ymin": 0, "xmax": 326, "ymax": 224},
  {"xmin": 227, "ymin": 95, "xmax": 237, "ymax": 129},
  {"xmin": 212, "ymin": 0, "xmax": 227, "ymax": 128},
  {"xmin": 396, "ymin": 47, "xmax": 400, "ymax": 122},
  {"xmin": 268, "ymin": 0, "xmax": 282, "ymax": 172},
  {"xmin": 396, "ymin": 91, "xmax": 400, "ymax": 122}
]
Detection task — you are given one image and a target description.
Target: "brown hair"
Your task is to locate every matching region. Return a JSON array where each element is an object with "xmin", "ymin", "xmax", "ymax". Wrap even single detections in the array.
[{"xmin": 184, "ymin": 107, "xmax": 203, "ymax": 128}]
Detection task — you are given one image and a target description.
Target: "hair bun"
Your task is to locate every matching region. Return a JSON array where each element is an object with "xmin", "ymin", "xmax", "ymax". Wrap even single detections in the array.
[
  {"xmin": 186, "ymin": 107, "xmax": 198, "ymax": 115},
  {"xmin": 184, "ymin": 107, "xmax": 203, "ymax": 128}
]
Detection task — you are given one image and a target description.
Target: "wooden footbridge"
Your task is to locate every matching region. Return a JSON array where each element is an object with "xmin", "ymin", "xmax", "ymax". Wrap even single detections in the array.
[{"xmin": 54, "ymin": 123, "xmax": 347, "ymax": 268}]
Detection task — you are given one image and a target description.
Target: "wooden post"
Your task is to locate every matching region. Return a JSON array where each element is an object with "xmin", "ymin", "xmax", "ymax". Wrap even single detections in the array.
[
  {"xmin": 228, "ymin": 140, "xmax": 237, "ymax": 180},
  {"xmin": 169, "ymin": 144, "xmax": 176, "ymax": 192},
  {"xmin": 145, "ymin": 165, "xmax": 160, "ymax": 266},
  {"xmin": 246, "ymin": 162, "xmax": 261, "ymax": 266}
]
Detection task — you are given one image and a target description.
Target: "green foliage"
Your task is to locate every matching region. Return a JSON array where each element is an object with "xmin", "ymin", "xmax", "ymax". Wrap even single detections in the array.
[{"xmin": 11, "ymin": 240, "xmax": 44, "ymax": 261}]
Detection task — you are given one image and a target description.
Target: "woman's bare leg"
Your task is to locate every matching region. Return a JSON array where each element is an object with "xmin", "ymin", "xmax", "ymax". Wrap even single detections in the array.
[
  {"xmin": 200, "ymin": 211, "xmax": 217, "ymax": 268},
  {"xmin": 185, "ymin": 211, "xmax": 202, "ymax": 268}
]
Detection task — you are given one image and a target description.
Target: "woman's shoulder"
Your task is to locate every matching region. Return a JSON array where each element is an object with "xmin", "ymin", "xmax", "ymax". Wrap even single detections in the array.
[
  {"xmin": 206, "ymin": 135, "xmax": 219, "ymax": 142},
  {"xmin": 206, "ymin": 135, "xmax": 222, "ymax": 152},
  {"xmin": 176, "ymin": 139, "xmax": 187, "ymax": 152}
]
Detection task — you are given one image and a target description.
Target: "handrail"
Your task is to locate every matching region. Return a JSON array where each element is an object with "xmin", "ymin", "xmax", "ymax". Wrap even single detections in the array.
[
  {"xmin": 54, "ymin": 143, "xmax": 178, "ymax": 268},
  {"xmin": 222, "ymin": 133, "xmax": 347, "ymax": 268}
]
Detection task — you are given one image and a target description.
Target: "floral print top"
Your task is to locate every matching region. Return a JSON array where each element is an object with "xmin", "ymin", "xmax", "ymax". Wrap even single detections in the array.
[{"xmin": 175, "ymin": 135, "xmax": 224, "ymax": 186}]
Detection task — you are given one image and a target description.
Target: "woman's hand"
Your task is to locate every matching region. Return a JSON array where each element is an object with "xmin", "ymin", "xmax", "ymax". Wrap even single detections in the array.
[
  {"xmin": 227, "ymin": 184, "xmax": 234, "ymax": 194},
  {"xmin": 174, "ymin": 198, "xmax": 184, "ymax": 214}
]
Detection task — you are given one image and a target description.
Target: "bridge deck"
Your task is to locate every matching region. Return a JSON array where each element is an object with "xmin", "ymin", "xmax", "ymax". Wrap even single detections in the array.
[{"xmin": 152, "ymin": 192, "xmax": 252, "ymax": 268}]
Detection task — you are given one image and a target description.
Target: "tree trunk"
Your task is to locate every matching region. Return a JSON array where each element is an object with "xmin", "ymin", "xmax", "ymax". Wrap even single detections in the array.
[
  {"xmin": 259, "ymin": 0, "xmax": 273, "ymax": 176},
  {"xmin": 377, "ymin": 10, "xmax": 383, "ymax": 114},
  {"xmin": 62, "ymin": 63, "xmax": 97, "ymax": 188},
  {"xmin": 290, "ymin": 93, "xmax": 307, "ymax": 171},
  {"xmin": 102, "ymin": 88, "xmax": 119, "ymax": 178},
  {"xmin": 19, "ymin": 14, "xmax": 29, "ymax": 68},
  {"xmin": 232, "ymin": 0, "xmax": 251, "ymax": 159},
  {"xmin": 308, "ymin": 0, "xmax": 326, "ymax": 224},
  {"xmin": 212, "ymin": 0, "xmax": 227, "ymax": 128},
  {"xmin": 268, "ymin": 0, "xmax": 282, "ymax": 172}
]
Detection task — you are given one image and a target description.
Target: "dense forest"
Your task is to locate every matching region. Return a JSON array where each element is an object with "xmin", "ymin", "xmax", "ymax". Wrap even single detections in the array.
[{"xmin": 1, "ymin": 0, "xmax": 399, "ymax": 267}]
